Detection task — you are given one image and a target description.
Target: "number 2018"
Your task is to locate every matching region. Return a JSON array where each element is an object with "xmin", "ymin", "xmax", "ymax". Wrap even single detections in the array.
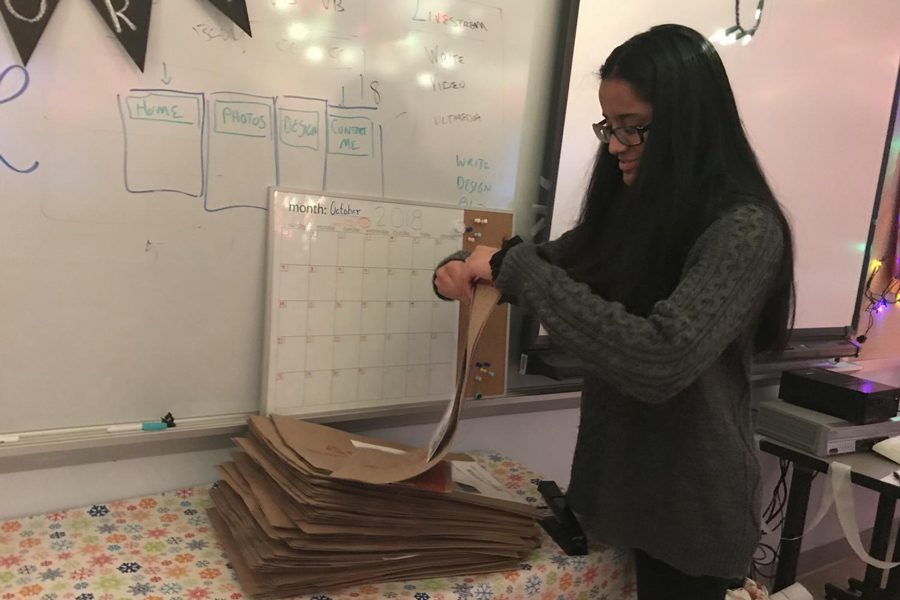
[{"xmin": 374, "ymin": 206, "xmax": 423, "ymax": 230}]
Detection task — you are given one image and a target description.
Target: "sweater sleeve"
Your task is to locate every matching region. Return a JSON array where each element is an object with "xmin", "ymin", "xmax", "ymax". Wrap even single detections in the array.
[
  {"xmin": 494, "ymin": 204, "xmax": 784, "ymax": 404},
  {"xmin": 535, "ymin": 228, "xmax": 581, "ymax": 264}
]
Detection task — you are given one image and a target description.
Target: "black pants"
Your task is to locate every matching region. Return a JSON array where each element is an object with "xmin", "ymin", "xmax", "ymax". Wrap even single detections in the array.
[{"xmin": 634, "ymin": 549, "xmax": 732, "ymax": 600}]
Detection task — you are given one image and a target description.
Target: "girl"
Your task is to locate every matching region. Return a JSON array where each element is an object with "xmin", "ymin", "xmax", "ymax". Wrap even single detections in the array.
[{"xmin": 435, "ymin": 24, "xmax": 794, "ymax": 600}]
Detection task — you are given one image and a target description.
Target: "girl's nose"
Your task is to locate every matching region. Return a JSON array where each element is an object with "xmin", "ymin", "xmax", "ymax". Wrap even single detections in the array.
[{"xmin": 607, "ymin": 135, "xmax": 626, "ymax": 155}]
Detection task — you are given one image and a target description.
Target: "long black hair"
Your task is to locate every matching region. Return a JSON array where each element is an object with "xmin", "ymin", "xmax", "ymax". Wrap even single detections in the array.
[{"xmin": 552, "ymin": 24, "xmax": 794, "ymax": 352}]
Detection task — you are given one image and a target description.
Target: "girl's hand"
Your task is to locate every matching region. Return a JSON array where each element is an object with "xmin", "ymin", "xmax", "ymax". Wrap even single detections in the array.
[
  {"xmin": 435, "ymin": 259, "xmax": 475, "ymax": 304},
  {"xmin": 466, "ymin": 245, "xmax": 500, "ymax": 282}
]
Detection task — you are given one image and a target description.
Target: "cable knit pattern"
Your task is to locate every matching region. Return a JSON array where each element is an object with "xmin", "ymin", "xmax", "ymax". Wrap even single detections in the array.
[{"xmin": 494, "ymin": 203, "xmax": 784, "ymax": 578}]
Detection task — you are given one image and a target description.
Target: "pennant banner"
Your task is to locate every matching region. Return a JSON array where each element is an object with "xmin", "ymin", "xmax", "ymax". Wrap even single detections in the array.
[
  {"xmin": 206, "ymin": 0, "xmax": 251, "ymax": 37},
  {"xmin": 88, "ymin": 0, "xmax": 153, "ymax": 72},
  {"xmin": 0, "ymin": 0, "xmax": 62, "ymax": 65}
]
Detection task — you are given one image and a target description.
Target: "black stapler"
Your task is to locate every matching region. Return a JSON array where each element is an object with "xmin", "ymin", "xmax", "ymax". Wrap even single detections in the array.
[{"xmin": 537, "ymin": 480, "xmax": 588, "ymax": 556}]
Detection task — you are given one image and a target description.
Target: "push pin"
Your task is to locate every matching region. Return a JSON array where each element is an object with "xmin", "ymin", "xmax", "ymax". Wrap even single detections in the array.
[
  {"xmin": 473, "ymin": 232, "xmax": 482, "ymax": 238},
  {"xmin": 474, "ymin": 392, "xmax": 483, "ymax": 400},
  {"xmin": 474, "ymin": 375, "xmax": 483, "ymax": 382},
  {"xmin": 488, "ymin": 370, "xmax": 495, "ymax": 377},
  {"xmin": 476, "ymin": 362, "xmax": 483, "ymax": 368},
  {"xmin": 467, "ymin": 236, "xmax": 476, "ymax": 243},
  {"xmin": 465, "ymin": 226, "xmax": 474, "ymax": 233}
]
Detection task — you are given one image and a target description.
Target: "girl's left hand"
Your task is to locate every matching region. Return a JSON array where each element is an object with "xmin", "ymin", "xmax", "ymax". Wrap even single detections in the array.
[{"xmin": 466, "ymin": 245, "xmax": 499, "ymax": 283}]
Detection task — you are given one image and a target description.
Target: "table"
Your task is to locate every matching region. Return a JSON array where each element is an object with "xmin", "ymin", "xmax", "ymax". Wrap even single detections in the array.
[
  {"xmin": 759, "ymin": 438, "xmax": 900, "ymax": 599},
  {"xmin": 0, "ymin": 452, "xmax": 637, "ymax": 600}
]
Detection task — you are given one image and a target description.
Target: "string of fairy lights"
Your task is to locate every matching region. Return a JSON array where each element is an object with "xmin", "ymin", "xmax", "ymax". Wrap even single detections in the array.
[
  {"xmin": 856, "ymin": 257, "xmax": 900, "ymax": 344},
  {"xmin": 855, "ymin": 155, "xmax": 900, "ymax": 343},
  {"xmin": 708, "ymin": 0, "xmax": 766, "ymax": 46}
]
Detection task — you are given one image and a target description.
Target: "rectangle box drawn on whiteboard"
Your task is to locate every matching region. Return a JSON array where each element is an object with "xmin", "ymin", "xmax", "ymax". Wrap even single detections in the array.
[
  {"xmin": 206, "ymin": 92, "xmax": 277, "ymax": 211},
  {"xmin": 119, "ymin": 90, "xmax": 205, "ymax": 197}
]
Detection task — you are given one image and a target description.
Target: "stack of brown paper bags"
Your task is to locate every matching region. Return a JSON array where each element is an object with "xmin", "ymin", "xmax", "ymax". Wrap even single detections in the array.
[
  {"xmin": 208, "ymin": 415, "xmax": 541, "ymax": 598},
  {"xmin": 208, "ymin": 286, "xmax": 540, "ymax": 598}
]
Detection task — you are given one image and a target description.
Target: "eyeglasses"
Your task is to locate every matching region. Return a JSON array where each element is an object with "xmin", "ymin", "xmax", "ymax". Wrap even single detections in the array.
[{"xmin": 592, "ymin": 120, "xmax": 651, "ymax": 146}]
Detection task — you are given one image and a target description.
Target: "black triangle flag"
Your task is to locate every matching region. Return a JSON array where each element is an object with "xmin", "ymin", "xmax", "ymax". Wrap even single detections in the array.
[
  {"xmin": 88, "ymin": 0, "xmax": 153, "ymax": 71},
  {"xmin": 206, "ymin": 0, "xmax": 251, "ymax": 37},
  {"xmin": 0, "ymin": 0, "xmax": 62, "ymax": 65}
]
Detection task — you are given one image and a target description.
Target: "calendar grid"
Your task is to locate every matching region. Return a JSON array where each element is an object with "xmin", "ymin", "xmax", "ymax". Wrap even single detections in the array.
[{"xmin": 265, "ymin": 193, "xmax": 465, "ymax": 416}]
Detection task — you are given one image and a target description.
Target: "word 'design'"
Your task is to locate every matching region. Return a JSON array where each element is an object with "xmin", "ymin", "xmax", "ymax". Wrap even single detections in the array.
[{"xmin": 280, "ymin": 110, "xmax": 320, "ymax": 150}]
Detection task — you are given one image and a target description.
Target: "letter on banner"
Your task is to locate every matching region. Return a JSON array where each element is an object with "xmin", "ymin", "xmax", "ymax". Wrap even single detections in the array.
[
  {"xmin": 205, "ymin": 0, "xmax": 251, "ymax": 36},
  {"xmin": 87, "ymin": 0, "xmax": 153, "ymax": 71},
  {"xmin": 0, "ymin": 0, "xmax": 62, "ymax": 65}
]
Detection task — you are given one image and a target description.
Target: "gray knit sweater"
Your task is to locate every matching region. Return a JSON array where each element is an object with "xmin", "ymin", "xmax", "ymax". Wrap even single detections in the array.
[{"xmin": 490, "ymin": 204, "xmax": 783, "ymax": 578}]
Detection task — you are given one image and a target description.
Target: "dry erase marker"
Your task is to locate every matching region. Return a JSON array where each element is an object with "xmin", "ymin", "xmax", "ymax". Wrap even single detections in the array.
[
  {"xmin": 107, "ymin": 422, "xmax": 168, "ymax": 433},
  {"xmin": 0, "ymin": 435, "xmax": 20, "ymax": 443}
]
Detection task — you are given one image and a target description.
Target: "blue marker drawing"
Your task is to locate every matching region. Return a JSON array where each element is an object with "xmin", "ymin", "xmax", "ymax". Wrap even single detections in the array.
[
  {"xmin": 379, "ymin": 123, "xmax": 385, "ymax": 198},
  {"xmin": 327, "ymin": 103, "xmax": 377, "ymax": 111},
  {"xmin": 0, "ymin": 154, "xmax": 38, "ymax": 173},
  {"xmin": 0, "ymin": 64, "xmax": 39, "ymax": 174},
  {"xmin": 273, "ymin": 106, "xmax": 281, "ymax": 187},
  {"xmin": 322, "ymin": 103, "xmax": 331, "ymax": 191},
  {"xmin": 117, "ymin": 89, "xmax": 205, "ymax": 197},
  {"xmin": 277, "ymin": 95, "xmax": 327, "ymax": 193},
  {"xmin": 204, "ymin": 91, "xmax": 276, "ymax": 212},
  {"xmin": 0, "ymin": 64, "xmax": 29, "ymax": 104}
]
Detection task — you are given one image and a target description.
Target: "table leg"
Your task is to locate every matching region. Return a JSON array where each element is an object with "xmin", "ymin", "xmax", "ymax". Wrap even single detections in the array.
[
  {"xmin": 774, "ymin": 464, "xmax": 815, "ymax": 592},
  {"xmin": 883, "ymin": 502, "xmax": 900, "ymax": 599},
  {"xmin": 861, "ymin": 493, "xmax": 895, "ymax": 599}
]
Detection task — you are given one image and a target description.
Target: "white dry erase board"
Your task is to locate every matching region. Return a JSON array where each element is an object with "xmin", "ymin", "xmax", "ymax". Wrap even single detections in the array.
[
  {"xmin": 0, "ymin": 0, "xmax": 544, "ymax": 436},
  {"xmin": 263, "ymin": 190, "xmax": 464, "ymax": 417},
  {"xmin": 550, "ymin": 0, "xmax": 900, "ymax": 331}
]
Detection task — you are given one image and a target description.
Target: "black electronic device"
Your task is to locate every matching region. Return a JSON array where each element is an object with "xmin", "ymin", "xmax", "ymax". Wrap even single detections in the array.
[
  {"xmin": 537, "ymin": 480, "xmax": 588, "ymax": 556},
  {"xmin": 779, "ymin": 368, "xmax": 900, "ymax": 425}
]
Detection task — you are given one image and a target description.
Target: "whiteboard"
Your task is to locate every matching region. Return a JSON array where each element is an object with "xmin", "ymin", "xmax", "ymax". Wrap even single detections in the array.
[
  {"xmin": 263, "ymin": 190, "xmax": 464, "ymax": 416},
  {"xmin": 0, "ymin": 0, "xmax": 542, "ymax": 435},
  {"xmin": 551, "ymin": 0, "xmax": 900, "ymax": 330}
]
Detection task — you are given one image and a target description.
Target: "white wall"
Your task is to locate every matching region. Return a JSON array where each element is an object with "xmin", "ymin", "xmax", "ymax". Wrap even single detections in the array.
[{"xmin": 0, "ymin": 448, "xmax": 235, "ymax": 520}]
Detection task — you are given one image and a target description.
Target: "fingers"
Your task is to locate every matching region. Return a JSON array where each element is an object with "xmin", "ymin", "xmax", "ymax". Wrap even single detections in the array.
[
  {"xmin": 435, "ymin": 261, "xmax": 476, "ymax": 302},
  {"xmin": 434, "ymin": 273, "xmax": 457, "ymax": 300}
]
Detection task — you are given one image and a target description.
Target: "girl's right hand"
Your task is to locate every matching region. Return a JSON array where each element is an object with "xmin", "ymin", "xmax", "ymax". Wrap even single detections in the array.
[{"xmin": 434, "ymin": 260, "xmax": 474, "ymax": 304}]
